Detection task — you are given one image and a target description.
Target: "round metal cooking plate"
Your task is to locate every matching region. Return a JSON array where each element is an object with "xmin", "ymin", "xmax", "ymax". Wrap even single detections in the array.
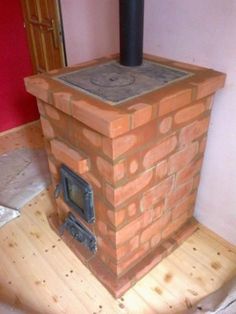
[{"xmin": 90, "ymin": 72, "xmax": 135, "ymax": 88}]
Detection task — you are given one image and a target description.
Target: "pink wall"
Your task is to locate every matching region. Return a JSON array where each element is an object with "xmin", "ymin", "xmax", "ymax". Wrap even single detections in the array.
[
  {"xmin": 60, "ymin": 0, "xmax": 119, "ymax": 65},
  {"xmin": 145, "ymin": 0, "xmax": 236, "ymax": 245},
  {"xmin": 0, "ymin": 1, "xmax": 39, "ymax": 132}
]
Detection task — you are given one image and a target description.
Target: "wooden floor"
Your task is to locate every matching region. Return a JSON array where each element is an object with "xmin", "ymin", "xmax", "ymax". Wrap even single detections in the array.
[{"xmin": 0, "ymin": 122, "xmax": 236, "ymax": 314}]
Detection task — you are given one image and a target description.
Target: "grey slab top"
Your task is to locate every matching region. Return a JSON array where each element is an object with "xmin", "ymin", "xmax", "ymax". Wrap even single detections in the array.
[{"xmin": 56, "ymin": 60, "xmax": 192, "ymax": 105}]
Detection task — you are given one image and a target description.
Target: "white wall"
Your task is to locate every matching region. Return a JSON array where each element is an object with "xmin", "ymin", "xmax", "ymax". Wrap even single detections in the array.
[
  {"xmin": 61, "ymin": 0, "xmax": 236, "ymax": 245},
  {"xmin": 60, "ymin": 0, "xmax": 119, "ymax": 65},
  {"xmin": 145, "ymin": 0, "xmax": 236, "ymax": 245}
]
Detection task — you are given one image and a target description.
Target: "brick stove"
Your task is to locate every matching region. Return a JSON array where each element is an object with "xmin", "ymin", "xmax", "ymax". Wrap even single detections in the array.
[{"xmin": 24, "ymin": 1, "xmax": 226, "ymax": 298}]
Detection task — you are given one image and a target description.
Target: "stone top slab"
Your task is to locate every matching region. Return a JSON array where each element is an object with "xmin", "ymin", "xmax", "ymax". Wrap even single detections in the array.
[
  {"xmin": 24, "ymin": 54, "xmax": 226, "ymax": 139},
  {"xmin": 55, "ymin": 60, "xmax": 193, "ymax": 104}
]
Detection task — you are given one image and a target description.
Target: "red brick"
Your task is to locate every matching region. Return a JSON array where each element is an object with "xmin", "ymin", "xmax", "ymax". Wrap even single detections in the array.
[
  {"xmin": 143, "ymin": 136, "xmax": 177, "ymax": 169},
  {"xmin": 111, "ymin": 199, "xmax": 140, "ymax": 223},
  {"xmin": 113, "ymin": 217, "xmax": 141, "ymax": 246},
  {"xmin": 199, "ymin": 136, "xmax": 207, "ymax": 153},
  {"xmin": 193, "ymin": 174, "xmax": 201, "ymax": 190},
  {"xmin": 37, "ymin": 99, "xmax": 46, "ymax": 115},
  {"xmin": 97, "ymin": 220, "xmax": 108, "ymax": 236},
  {"xmin": 72, "ymin": 100, "xmax": 130, "ymax": 138},
  {"xmin": 151, "ymin": 233, "xmax": 162, "ymax": 248},
  {"xmin": 166, "ymin": 181, "xmax": 193, "ymax": 209},
  {"xmin": 88, "ymin": 257, "xmax": 132, "ymax": 298},
  {"xmin": 116, "ymin": 242, "xmax": 150, "ymax": 275},
  {"xmin": 40, "ymin": 117, "xmax": 54, "ymax": 139},
  {"xmin": 143, "ymin": 208, "xmax": 153, "ymax": 227},
  {"xmin": 45, "ymin": 108, "xmax": 69, "ymax": 140},
  {"xmin": 51, "ymin": 139, "xmax": 89, "ymax": 174},
  {"xmin": 141, "ymin": 176, "xmax": 173, "ymax": 210},
  {"xmin": 83, "ymin": 172, "xmax": 102, "ymax": 189},
  {"xmin": 176, "ymin": 158, "xmax": 203, "ymax": 186},
  {"xmin": 134, "ymin": 245, "xmax": 165, "ymax": 281},
  {"xmin": 161, "ymin": 238, "xmax": 177, "ymax": 254},
  {"xmin": 96, "ymin": 237, "xmax": 115, "ymax": 261},
  {"xmin": 179, "ymin": 117, "xmax": 210, "ymax": 146},
  {"xmin": 159, "ymin": 88, "xmax": 193, "ymax": 116},
  {"xmin": 153, "ymin": 201, "xmax": 165, "ymax": 221},
  {"xmin": 102, "ymin": 119, "xmax": 157, "ymax": 159},
  {"xmin": 69, "ymin": 119, "xmax": 103, "ymax": 152},
  {"xmin": 55, "ymin": 197, "xmax": 71, "ymax": 222},
  {"xmin": 105, "ymin": 169, "xmax": 153, "ymax": 206},
  {"xmin": 168, "ymin": 142, "xmax": 198, "ymax": 174},
  {"xmin": 159, "ymin": 117, "xmax": 172, "ymax": 134},
  {"xmin": 103, "ymin": 134, "xmax": 137, "ymax": 159},
  {"xmin": 162, "ymin": 212, "xmax": 189, "ymax": 239},
  {"xmin": 128, "ymin": 103, "xmax": 153, "ymax": 128},
  {"xmin": 205, "ymin": 95, "xmax": 214, "ymax": 110},
  {"xmin": 114, "ymin": 162, "xmax": 127, "ymax": 181},
  {"xmin": 44, "ymin": 138, "xmax": 52, "ymax": 155},
  {"xmin": 114, "ymin": 210, "xmax": 153, "ymax": 246},
  {"xmin": 45, "ymin": 104, "xmax": 60, "ymax": 120},
  {"xmin": 129, "ymin": 159, "xmax": 139, "ymax": 174},
  {"xmin": 116, "ymin": 236, "xmax": 140, "ymax": 261},
  {"xmin": 94, "ymin": 199, "xmax": 112, "ymax": 226},
  {"xmin": 24, "ymin": 77, "xmax": 50, "ymax": 102},
  {"xmin": 155, "ymin": 160, "xmax": 168, "ymax": 180},
  {"xmin": 82, "ymin": 128, "xmax": 102, "ymax": 148},
  {"xmin": 96, "ymin": 246, "xmax": 110, "ymax": 266},
  {"xmin": 48, "ymin": 158, "xmax": 59, "ymax": 178},
  {"xmin": 174, "ymin": 218, "xmax": 198, "ymax": 244},
  {"xmin": 96, "ymin": 156, "xmax": 125, "ymax": 184},
  {"xmin": 53, "ymin": 91, "xmax": 71, "ymax": 114},
  {"xmin": 107, "ymin": 209, "xmax": 126, "ymax": 227},
  {"xmin": 191, "ymin": 74, "xmax": 226, "ymax": 100},
  {"xmin": 141, "ymin": 212, "xmax": 171, "ymax": 243},
  {"xmin": 97, "ymin": 235, "xmax": 140, "ymax": 263},
  {"xmin": 127, "ymin": 202, "xmax": 138, "ymax": 217},
  {"xmin": 174, "ymin": 102, "xmax": 205, "ymax": 124},
  {"xmin": 172, "ymin": 193, "xmax": 196, "ymax": 220}
]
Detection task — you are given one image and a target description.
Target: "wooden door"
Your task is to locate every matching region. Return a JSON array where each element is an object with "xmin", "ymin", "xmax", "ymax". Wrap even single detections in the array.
[{"xmin": 21, "ymin": 0, "xmax": 66, "ymax": 73}]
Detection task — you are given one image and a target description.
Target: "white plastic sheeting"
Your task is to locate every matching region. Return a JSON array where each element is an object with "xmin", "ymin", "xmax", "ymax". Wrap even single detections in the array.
[
  {"xmin": 0, "ymin": 205, "xmax": 20, "ymax": 228},
  {"xmin": 186, "ymin": 276, "xmax": 236, "ymax": 313},
  {"xmin": 0, "ymin": 148, "xmax": 50, "ymax": 228}
]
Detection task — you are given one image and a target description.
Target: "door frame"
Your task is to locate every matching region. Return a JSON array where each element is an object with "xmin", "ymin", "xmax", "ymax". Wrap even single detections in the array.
[
  {"xmin": 57, "ymin": 0, "xmax": 67, "ymax": 67},
  {"xmin": 21, "ymin": 0, "xmax": 67, "ymax": 73}
]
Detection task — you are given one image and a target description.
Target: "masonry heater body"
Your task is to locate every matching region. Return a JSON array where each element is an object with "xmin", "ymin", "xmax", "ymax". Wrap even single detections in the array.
[{"xmin": 24, "ymin": 1, "xmax": 225, "ymax": 298}]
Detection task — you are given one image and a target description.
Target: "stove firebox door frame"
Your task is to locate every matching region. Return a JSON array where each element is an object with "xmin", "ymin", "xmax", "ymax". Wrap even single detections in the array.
[{"xmin": 59, "ymin": 165, "xmax": 95, "ymax": 224}]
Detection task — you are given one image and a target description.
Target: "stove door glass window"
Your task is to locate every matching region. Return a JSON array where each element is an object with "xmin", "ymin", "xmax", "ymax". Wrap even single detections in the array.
[
  {"xmin": 60, "ymin": 165, "xmax": 95, "ymax": 224},
  {"xmin": 67, "ymin": 180, "xmax": 84, "ymax": 211}
]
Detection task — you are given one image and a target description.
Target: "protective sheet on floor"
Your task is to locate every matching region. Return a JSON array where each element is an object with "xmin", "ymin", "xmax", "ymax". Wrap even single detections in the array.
[
  {"xmin": 0, "ymin": 148, "xmax": 51, "ymax": 228},
  {"xmin": 0, "ymin": 205, "xmax": 20, "ymax": 228},
  {"xmin": 186, "ymin": 276, "xmax": 236, "ymax": 314}
]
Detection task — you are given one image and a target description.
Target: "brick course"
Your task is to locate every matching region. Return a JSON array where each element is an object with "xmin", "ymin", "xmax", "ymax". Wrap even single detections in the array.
[{"xmin": 51, "ymin": 139, "xmax": 89, "ymax": 174}]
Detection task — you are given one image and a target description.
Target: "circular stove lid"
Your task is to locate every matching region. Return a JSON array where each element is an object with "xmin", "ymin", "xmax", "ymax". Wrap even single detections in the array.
[{"xmin": 90, "ymin": 72, "xmax": 135, "ymax": 88}]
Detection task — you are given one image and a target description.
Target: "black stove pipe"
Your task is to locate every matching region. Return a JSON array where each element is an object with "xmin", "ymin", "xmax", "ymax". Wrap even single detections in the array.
[{"xmin": 119, "ymin": 0, "xmax": 144, "ymax": 66}]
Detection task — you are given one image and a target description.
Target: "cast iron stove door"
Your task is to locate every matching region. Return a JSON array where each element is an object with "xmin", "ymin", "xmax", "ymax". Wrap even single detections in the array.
[
  {"xmin": 58, "ymin": 165, "xmax": 95, "ymax": 224},
  {"xmin": 60, "ymin": 212, "xmax": 97, "ymax": 253}
]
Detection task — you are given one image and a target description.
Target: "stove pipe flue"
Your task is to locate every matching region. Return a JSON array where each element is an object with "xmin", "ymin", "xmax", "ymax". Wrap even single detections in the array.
[{"xmin": 119, "ymin": 0, "xmax": 144, "ymax": 66}]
